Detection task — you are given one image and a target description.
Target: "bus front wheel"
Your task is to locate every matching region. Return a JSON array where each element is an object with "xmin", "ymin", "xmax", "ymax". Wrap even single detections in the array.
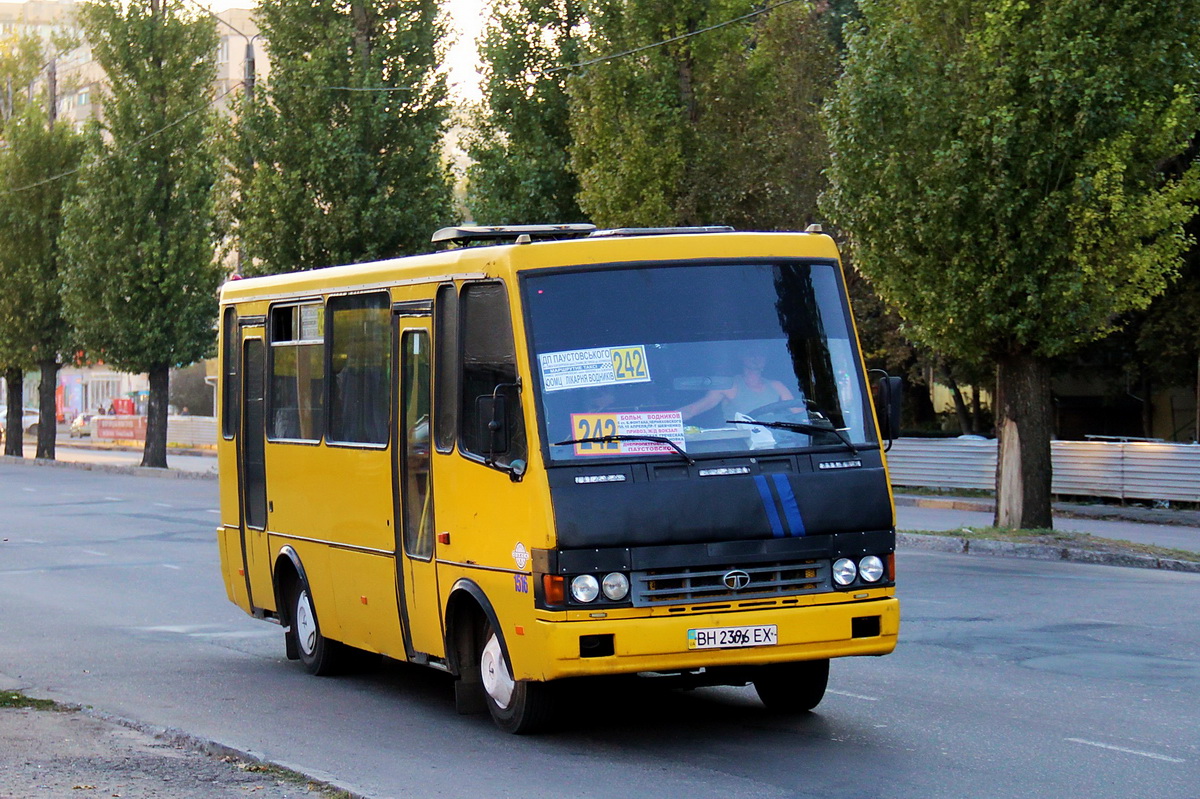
[
  {"xmin": 288, "ymin": 580, "xmax": 345, "ymax": 676},
  {"xmin": 752, "ymin": 658, "xmax": 829, "ymax": 713},
  {"xmin": 478, "ymin": 621, "xmax": 553, "ymax": 734}
]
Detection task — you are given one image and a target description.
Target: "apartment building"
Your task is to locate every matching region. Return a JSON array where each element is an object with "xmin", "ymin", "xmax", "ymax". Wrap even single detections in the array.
[{"xmin": 1, "ymin": 0, "xmax": 266, "ymax": 127}]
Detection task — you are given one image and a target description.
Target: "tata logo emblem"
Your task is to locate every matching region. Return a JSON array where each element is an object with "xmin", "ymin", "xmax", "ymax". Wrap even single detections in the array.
[{"xmin": 723, "ymin": 570, "xmax": 751, "ymax": 591}]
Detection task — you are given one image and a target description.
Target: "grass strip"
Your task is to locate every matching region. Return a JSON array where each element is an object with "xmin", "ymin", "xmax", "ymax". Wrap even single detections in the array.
[
  {"xmin": 0, "ymin": 691, "xmax": 60, "ymax": 711},
  {"xmin": 912, "ymin": 526, "xmax": 1200, "ymax": 563}
]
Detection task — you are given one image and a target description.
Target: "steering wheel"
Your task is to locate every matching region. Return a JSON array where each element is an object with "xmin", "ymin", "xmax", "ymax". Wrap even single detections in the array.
[{"xmin": 746, "ymin": 398, "xmax": 817, "ymax": 420}]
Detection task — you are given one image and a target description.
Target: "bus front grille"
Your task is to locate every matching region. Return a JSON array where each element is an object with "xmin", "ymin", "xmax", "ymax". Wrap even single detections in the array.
[{"xmin": 630, "ymin": 560, "xmax": 829, "ymax": 606}]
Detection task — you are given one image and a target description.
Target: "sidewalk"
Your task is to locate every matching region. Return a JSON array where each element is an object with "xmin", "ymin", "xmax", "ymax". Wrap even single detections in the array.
[{"xmin": 895, "ymin": 492, "xmax": 1200, "ymax": 527}]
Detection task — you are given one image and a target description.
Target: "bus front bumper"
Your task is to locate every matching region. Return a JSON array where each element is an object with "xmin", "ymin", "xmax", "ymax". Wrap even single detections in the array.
[{"xmin": 527, "ymin": 596, "xmax": 899, "ymax": 681}]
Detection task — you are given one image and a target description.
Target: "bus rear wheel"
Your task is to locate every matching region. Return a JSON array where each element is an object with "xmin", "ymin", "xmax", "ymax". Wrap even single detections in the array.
[
  {"xmin": 288, "ymin": 580, "xmax": 345, "ymax": 676},
  {"xmin": 479, "ymin": 621, "xmax": 553, "ymax": 734},
  {"xmin": 752, "ymin": 658, "xmax": 829, "ymax": 713}
]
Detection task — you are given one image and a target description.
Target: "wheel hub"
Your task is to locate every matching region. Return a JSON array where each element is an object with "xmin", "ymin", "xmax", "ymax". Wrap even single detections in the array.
[{"xmin": 480, "ymin": 633, "xmax": 514, "ymax": 710}]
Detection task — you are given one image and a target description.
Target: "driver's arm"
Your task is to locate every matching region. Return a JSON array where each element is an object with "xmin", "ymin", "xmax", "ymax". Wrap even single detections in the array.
[{"xmin": 680, "ymin": 389, "xmax": 727, "ymax": 421}]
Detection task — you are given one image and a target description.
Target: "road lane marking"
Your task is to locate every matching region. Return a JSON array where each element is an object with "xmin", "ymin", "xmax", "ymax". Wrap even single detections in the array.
[
  {"xmin": 828, "ymin": 690, "xmax": 879, "ymax": 701},
  {"xmin": 1066, "ymin": 738, "xmax": 1185, "ymax": 763},
  {"xmin": 103, "ymin": 496, "xmax": 123, "ymax": 502},
  {"xmin": 22, "ymin": 487, "xmax": 36, "ymax": 492},
  {"xmin": 162, "ymin": 564, "xmax": 181, "ymax": 570},
  {"xmin": 82, "ymin": 549, "xmax": 108, "ymax": 557},
  {"xmin": 206, "ymin": 510, "xmax": 221, "ymax": 514},
  {"xmin": 154, "ymin": 502, "xmax": 173, "ymax": 508}
]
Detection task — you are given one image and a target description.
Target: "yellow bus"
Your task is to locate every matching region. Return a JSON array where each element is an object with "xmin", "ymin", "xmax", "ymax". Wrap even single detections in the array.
[{"xmin": 216, "ymin": 225, "xmax": 901, "ymax": 733}]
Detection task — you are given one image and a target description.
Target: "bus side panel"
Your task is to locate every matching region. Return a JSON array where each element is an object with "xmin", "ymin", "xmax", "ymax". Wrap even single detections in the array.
[
  {"xmin": 428, "ymin": 443, "xmax": 558, "ymax": 673},
  {"xmin": 326, "ymin": 547, "xmax": 405, "ymax": 658},
  {"xmin": 265, "ymin": 445, "xmax": 394, "ymax": 554},
  {"xmin": 264, "ymin": 444, "xmax": 396, "ymax": 651},
  {"xmin": 217, "ymin": 524, "xmax": 251, "ymax": 613}
]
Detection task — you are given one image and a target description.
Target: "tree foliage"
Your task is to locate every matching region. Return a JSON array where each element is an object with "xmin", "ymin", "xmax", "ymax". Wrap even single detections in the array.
[
  {"xmin": 824, "ymin": 0, "xmax": 1200, "ymax": 526},
  {"xmin": 0, "ymin": 32, "xmax": 44, "ymax": 127},
  {"xmin": 0, "ymin": 109, "xmax": 86, "ymax": 363},
  {"xmin": 568, "ymin": 0, "xmax": 747, "ymax": 227},
  {"xmin": 61, "ymin": 0, "xmax": 224, "ymax": 467},
  {"xmin": 825, "ymin": 0, "xmax": 1200, "ymax": 362},
  {"xmin": 465, "ymin": 0, "xmax": 585, "ymax": 225},
  {"xmin": 568, "ymin": 1, "xmax": 841, "ymax": 230},
  {"xmin": 233, "ymin": 0, "xmax": 453, "ymax": 274}
]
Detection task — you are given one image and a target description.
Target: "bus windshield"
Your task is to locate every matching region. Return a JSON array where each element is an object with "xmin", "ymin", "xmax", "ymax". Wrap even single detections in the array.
[{"xmin": 523, "ymin": 260, "xmax": 874, "ymax": 463}]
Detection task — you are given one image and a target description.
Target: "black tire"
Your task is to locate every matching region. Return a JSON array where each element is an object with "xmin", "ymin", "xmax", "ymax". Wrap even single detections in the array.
[
  {"xmin": 753, "ymin": 659, "xmax": 830, "ymax": 713},
  {"xmin": 478, "ymin": 620, "xmax": 555, "ymax": 734},
  {"xmin": 26, "ymin": 423, "xmax": 38, "ymax": 437},
  {"xmin": 287, "ymin": 579, "xmax": 346, "ymax": 676}
]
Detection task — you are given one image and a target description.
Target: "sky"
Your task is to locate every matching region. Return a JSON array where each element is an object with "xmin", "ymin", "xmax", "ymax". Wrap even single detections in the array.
[{"xmin": 199, "ymin": 0, "xmax": 485, "ymax": 101}]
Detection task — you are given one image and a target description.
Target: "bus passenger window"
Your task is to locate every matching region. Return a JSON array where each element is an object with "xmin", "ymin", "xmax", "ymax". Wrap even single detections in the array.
[
  {"xmin": 221, "ymin": 308, "xmax": 239, "ymax": 439},
  {"xmin": 459, "ymin": 282, "xmax": 525, "ymax": 468},
  {"xmin": 434, "ymin": 283, "xmax": 458, "ymax": 453},
  {"xmin": 328, "ymin": 293, "xmax": 390, "ymax": 446},
  {"xmin": 268, "ymin": 303, "xmax": 325, "ymax": 441}
]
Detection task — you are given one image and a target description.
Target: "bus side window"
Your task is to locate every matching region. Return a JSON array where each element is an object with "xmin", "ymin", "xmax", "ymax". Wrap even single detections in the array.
[
  {"xmin": 434, "ymin": 283, "xmax": 458, "ymax": 454},
  {"xmin": 327, "ymin": 293, "xmax": 391, "ymax": 446},
  {"xmin": 459, "ymin": 282, "xmax": 525, "ymax": 468},
  {"xmin": 221, "ymin": 307, "xmax": 239, "ymax": 439}
]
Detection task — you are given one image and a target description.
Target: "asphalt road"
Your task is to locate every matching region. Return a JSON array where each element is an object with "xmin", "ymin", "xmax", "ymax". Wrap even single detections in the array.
[{"xmin": 0, "ymin": 462, "xmax": 1196, "ymax": 798}]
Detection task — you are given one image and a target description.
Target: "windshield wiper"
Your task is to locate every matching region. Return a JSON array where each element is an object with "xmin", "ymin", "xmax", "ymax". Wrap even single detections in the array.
[
  {"xmin": 553, "ymin": 434, "xmax": 696, "ymax": 466},
  {"xmin": 726, "ymin": 418, "xmax": 859, "ymax": 455}
]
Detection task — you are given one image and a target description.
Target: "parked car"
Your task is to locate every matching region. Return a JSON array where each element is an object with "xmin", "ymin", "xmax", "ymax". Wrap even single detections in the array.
[
  {"xmin": 0, "ymin": 407, "xmax": 41, "ymax": 440},
  {"xmin": 69, "ymin": 413, "xmax": 94, "ymax": 438}
]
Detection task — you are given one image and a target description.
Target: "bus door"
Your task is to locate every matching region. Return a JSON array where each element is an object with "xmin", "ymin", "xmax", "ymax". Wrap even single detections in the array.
[
  {"xmin": 393, "ymin": 312, "xmax": 443, "ymax": 658},
  {"xmin": 240, "ymin": 336, "xmax": 272, "ymax": 611}
]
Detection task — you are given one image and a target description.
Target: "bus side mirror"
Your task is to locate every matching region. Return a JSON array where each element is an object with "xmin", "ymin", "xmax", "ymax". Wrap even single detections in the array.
[
  {"xmin": 874, "ymin": 375, "xmax": 903, "ymax": 443},
  {"xmin": 477, "ymin": 394, "xmax": 508, "ymax": 455}
]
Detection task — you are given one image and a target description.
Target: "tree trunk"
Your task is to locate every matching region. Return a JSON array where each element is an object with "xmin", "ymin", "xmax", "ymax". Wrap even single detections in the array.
[
  {"xmin": 36, "ymin": 358, "xmax": 58, "ymax": 460},
  {"xmin": 946, "ymin": 374, "xmax": 971, "ymax": 435},
  {"xmin": 142, "ymin": 364, "xmax": 170, "ymax": 468},
  {"xmin": 971, "ymin": 385, "xmax": 984, "ymax": 436},
  {"xmin": 994, "ymin": 353, "xmax": 1053, "ymax": 529},
  {"xmin": 4, "ymin": 368, "xmax": 23, "ymax": 457}
]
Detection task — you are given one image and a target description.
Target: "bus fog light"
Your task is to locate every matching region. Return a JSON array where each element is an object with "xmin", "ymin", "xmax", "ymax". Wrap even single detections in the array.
[
  {"xmin": 601, "ymin": 572, "xmax": 630, "ymax": 601},
  {"xmin": 570, "ymin": 575, "xmax": 600, "ymax": 603},
  {"xmin": 832, "ymin": 558, "xmax": 857, "ymax": 586},
  {"xmin": 859, "ymin": 555, "xmax": 884, "ymax": 583}
]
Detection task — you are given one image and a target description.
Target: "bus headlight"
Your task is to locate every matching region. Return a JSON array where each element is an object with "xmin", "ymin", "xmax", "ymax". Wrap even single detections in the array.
[
  {"xmin": 570, "ymin": 574, "xmax": 600, "ymax": 603},
  {"xmin": 859, "ymin": 555, "xmax": 885, "ymax": 583},
  {"xmin": 601, "ymin": 572, "xmax": 630, "ymax": 601},
  {"xmin": 832, "ymin": 558, "xmax": 858, "ymax": 586}
]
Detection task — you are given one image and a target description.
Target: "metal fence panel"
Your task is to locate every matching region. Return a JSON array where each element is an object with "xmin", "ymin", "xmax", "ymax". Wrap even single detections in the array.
[{"xmin": 886, "ymin": 438, "xmax": 1200, "ymax": 503}]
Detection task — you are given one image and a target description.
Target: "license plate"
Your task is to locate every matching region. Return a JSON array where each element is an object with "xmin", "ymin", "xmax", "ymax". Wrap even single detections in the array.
[{"xmin": 687, "ymin": 624, "xmax": 778, "ymax": 650}]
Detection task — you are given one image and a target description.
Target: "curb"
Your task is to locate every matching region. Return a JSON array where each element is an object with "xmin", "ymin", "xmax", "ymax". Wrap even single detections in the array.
[
  {"xmin": 0, "ymin": 454, "xmax": 216, "ymax": 480},
  {"xmin": 897, "ymin": 532, "xmax": 1200, "ymax": 573}
]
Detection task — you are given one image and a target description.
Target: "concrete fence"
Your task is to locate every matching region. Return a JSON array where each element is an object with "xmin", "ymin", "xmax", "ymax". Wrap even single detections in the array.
[
  {"xmin": 886, "ymin": 437, "xmax": 1200, "ymax": 503},
  {"xmin": 91, "ymin": 415, "xmax": 217, "ymax": 448}
]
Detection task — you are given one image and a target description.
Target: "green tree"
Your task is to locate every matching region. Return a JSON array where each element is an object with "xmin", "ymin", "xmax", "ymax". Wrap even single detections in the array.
[
  {"xmin": 568, "ymin": 1, "xmax": 841, "ymax": 230},
  {"xmin": 691, "ymin": 1, "xmax": 838, "ymax": 230},
  {"xmin": 0, "ymin": 106, "xmax": 86, "ymax": 460},
  {"xmin": 568, "ymin": 0, "xmax": 754, "ymax": 227},
  {"xmin": 233, "ymin": 0, "xmax": 453, "ymax": 274},
  {"xmin": 465, "ymin": 0, "xmax": 585, "ymax": 225},
  {"xmin": 0, "ymin": 32, "xmax": 48, "ymax": 455},
  {"xmin": 61, "ymin": 0, "xmax": 224, "ymax": 469},
  {"xmin": 824, "ymin": 0, "xmax": 1200, "ymax": 527}
]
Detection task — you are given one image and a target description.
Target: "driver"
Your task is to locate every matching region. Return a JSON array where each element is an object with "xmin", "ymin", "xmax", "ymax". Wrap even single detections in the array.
[{"xmin": 680, "ymin": 350, "xmax": 796, "ymax": 421}]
